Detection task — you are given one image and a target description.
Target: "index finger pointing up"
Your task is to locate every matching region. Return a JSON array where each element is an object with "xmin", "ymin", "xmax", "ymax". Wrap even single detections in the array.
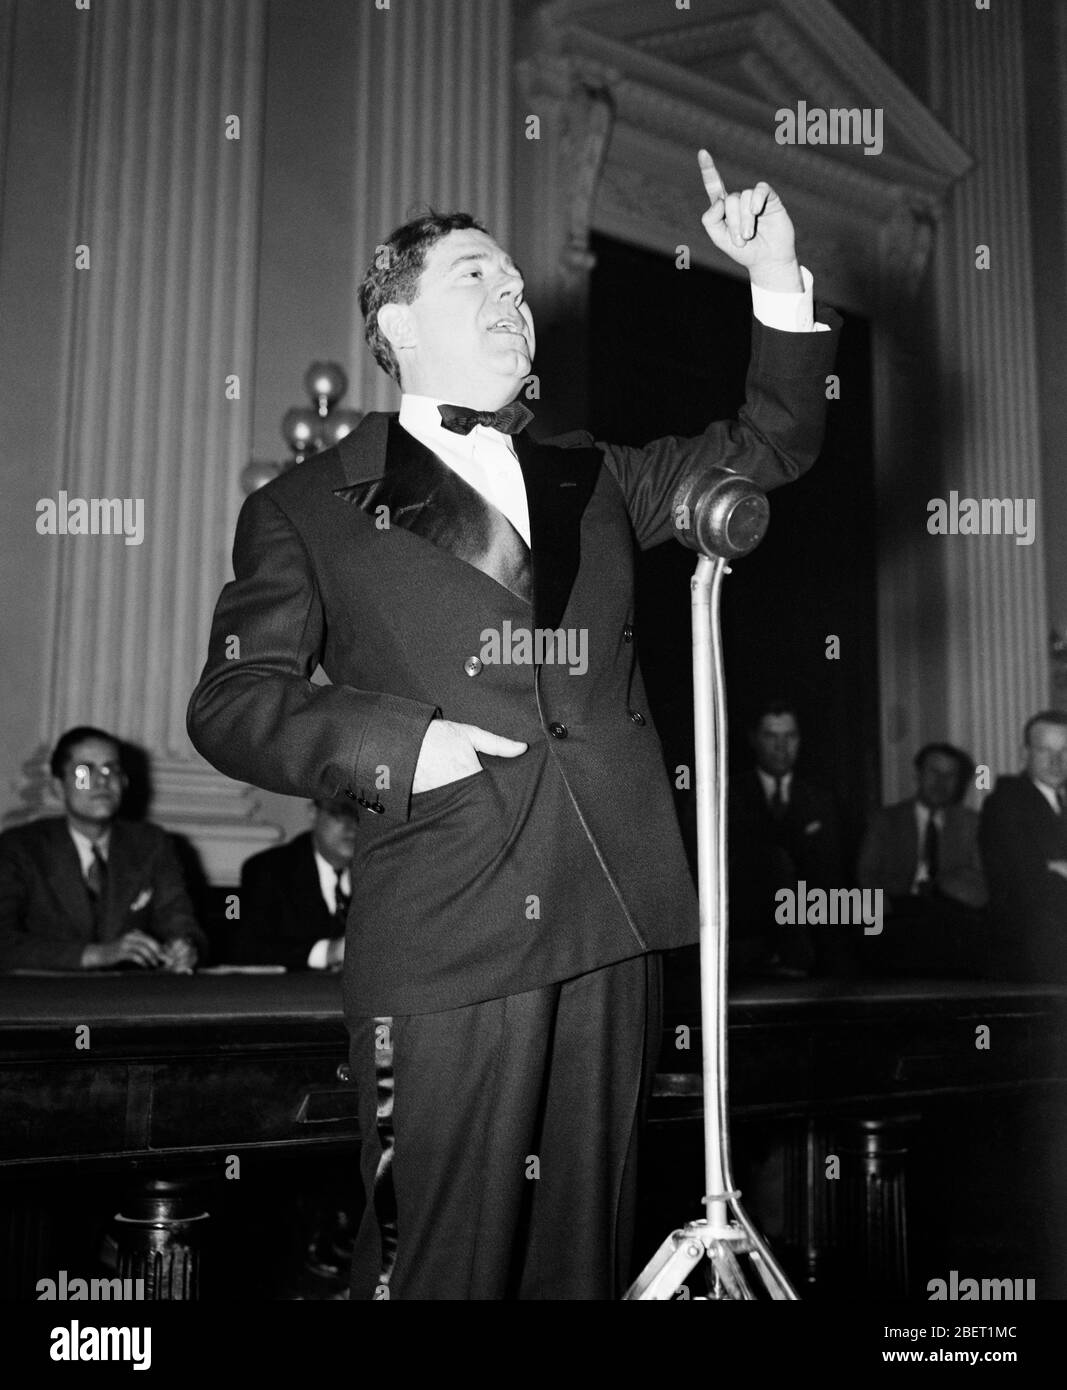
[{"xmin": 699, "ymin": 148, "xmax": 727, "ymax": 205}]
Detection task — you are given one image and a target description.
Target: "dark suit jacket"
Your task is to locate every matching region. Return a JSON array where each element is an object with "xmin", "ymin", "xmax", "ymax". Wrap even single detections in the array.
[
  {"xmin": 0, "ymin": 817, "xmax": 203, "ymax": 971},
  {"xmin": 979, "ymin": 775, "xmax": 1067, "ymax": 981},
  {"xmin": 858, "ymin": 799, "xmax": 987, "ymax": 908},
  {"xmin": 723, "ymin": 769, "xmax": 844, "ymax": 973},
  {"xmin": 187, "ymin": 313, "xmax": 840, "ymax": 1015},
  {"xmin": 236, "ymin": 832, "xmax": 340, "ymax": 969}
]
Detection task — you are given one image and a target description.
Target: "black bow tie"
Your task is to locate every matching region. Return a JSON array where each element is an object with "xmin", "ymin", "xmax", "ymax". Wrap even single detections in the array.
[{"xmin": 438, "ymin": 401, "xmax": 533, "ymax": 436}]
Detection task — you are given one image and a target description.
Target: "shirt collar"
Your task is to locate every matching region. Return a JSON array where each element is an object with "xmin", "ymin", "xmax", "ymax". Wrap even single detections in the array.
[
  {"xmin": 68, "ymin": 823, "xmax": 110, "ymax": 871},
  {"xmin": 1030, "ymin": 777, "xmax": 1062, "ymax": 814},
  {"xmin": 399, "ymin": 393, "xmax": 515, "ymax": 447},
  {"xmin": 313, "ymin": 848, "xmax": 350, "ymax": 890},
  {"xmin": 756, "ymin": 768, "xmax": 792, "ymax": 798}
]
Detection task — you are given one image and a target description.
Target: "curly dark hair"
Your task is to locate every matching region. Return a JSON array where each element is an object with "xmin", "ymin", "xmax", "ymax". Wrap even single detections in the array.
[
  {"xmin": 358, "ymin": 210, "xmax": 489, "ymax": 385},
  {"xmin": 50, "ymin": 726, "xmax": 121, "ymax": 779}
]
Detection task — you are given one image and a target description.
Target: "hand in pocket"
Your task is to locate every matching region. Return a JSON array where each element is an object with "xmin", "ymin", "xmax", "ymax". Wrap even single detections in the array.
[{"xmin": 412, "ymin": 720, "xmax": 527, "ymax": 794}]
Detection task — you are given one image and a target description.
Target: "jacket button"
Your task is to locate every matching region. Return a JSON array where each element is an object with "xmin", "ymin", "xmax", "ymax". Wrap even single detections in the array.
[
  {"xmin": 623, "ymin": 624, "xmax": 634, "ymax": 642},
  {"xmin": 357, "ymin": 795, "xmax": 385, "ymax": 814},
  {"xmin": 548, "ymin": 722, "xmax": 568, "ymax": 739},
  {"xmin": 464, "ymin": 656, "xmax": 483, "ymax": 677},
  {"xmin": 629, "ymin": 710, "xmax": 646, "ymax": 726}
]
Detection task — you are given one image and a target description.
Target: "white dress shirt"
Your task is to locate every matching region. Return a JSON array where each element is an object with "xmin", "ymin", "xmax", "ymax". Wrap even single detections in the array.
[
  {"xmin": 911, "ymin": 801, "xmax": 944, "ymax": 892},
  {"xmin": 68, "ymin": 824, "xmax": 109, "ymax": 879},
  {"xmin": 399, "ymin": 270, "xmax": 827, "ymax": 543},
  {"xmin": 1030, "ymin": 778, "xmax": 1062, "ymax": 816},
  {"xmin": 756, "ymin": 768, "xmax": 793, "ymax": 807},
  {"xmin": 307, "ymin": 851, "xmax": 350, "ymax": 970}
]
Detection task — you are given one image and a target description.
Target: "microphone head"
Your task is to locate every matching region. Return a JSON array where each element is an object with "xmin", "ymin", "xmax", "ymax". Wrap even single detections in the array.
[{"xmin": 672, "ymin": 467, "xmax": 770, "ymax": 559}]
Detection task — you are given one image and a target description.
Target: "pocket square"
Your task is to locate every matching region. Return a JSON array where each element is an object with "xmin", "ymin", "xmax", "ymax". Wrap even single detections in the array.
[
  {"xmin": 804, "ymin": 821, "xmax": 822, "ymax": 836},
  {"xmin": 130, "ymin": 888, "xmax": 153, "ymax": 913}
]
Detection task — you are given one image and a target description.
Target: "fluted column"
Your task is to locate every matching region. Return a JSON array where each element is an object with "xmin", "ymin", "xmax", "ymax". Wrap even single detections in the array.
[
  {"xmin": 13, "ymin": 0, "xmax": 279, "ymax": 881},
  {"xmin": 347, "ymin": 0, "xmax": 514, "ymax": 412},
  {"xmin": 930, "ymin": 1, "xmax": 1048, "ymax": 775}
]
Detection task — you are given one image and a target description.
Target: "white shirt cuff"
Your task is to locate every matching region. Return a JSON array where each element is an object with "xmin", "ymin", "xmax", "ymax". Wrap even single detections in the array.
[
  {"xmin": 307, "ymin": 938, "xmax": 332, "ymax": 970},
  {"xmin": 750, "ymin": 266, "xmax": 830, "ymax": 333}
]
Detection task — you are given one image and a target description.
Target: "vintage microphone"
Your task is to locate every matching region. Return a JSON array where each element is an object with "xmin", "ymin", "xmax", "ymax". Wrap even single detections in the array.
[{"xmin": 624, "ymin": 465, "xmax": 797, "ymax": 1301}]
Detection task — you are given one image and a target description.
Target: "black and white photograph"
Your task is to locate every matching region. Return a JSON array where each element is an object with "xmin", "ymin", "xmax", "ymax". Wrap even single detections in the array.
[{"xmin": 0, "ymin": 0, "xmax": 1065, "ymax": 1366}]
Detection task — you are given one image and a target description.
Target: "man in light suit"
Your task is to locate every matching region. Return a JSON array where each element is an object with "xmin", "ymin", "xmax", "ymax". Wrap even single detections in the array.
[
  {"xmin": 187, "ymin": 151, "xmax": 840, "ymax": 1299},
  {"xmin": 980, "ymin": 711, "xmax": 1067, "ymax": 982},
  {"xmin": 858, "ymin": 743, "xmax": 986, "ymax": 908},
  {"xmin": 235, "ymin": 798, "xmax": 356, "ymax": 969},
  {"xmin": 0, "ymin": 726, "xmax": 203, "ymax": 972}
]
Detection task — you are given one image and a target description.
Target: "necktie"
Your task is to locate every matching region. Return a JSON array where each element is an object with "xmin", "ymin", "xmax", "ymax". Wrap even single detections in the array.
[
  {"xmin": 334, "ymin": 870, "xmax": 351, "ymax": 927},
  {"xmin": 921, "ymin": 815, "xmax": 940, "ymax": 891},
  {"xmin": 437, "ymin": 401, "xmax": 533, "ymax": 436},
  {"xmin": 1057, "ymin": 786, "xmax": 1067, "ymax": 814},
  {"xmin": 769, "ymin": 777, "xmax": 786, "ymax": 821},
  {"xmin": 86, "ymin": 845, "xmax": 108, "ymax": 938}
]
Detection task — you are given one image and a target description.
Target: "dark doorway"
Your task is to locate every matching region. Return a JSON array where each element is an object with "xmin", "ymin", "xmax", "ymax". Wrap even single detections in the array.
[{"xmin": 588, "ymin": 232, "xmax": 879, "ymax": 872}]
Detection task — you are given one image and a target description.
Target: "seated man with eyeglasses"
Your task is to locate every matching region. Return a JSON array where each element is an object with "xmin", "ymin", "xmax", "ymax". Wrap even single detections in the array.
[{"xmin": 0, "ymin": 726, "xmax": 205, "ymax": 972}]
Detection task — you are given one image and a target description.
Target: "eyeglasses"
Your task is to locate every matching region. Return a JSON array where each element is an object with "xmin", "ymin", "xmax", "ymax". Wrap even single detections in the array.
[{"xmin": 70, "ymin": 762, "xmax": 125, "ymax": 789}]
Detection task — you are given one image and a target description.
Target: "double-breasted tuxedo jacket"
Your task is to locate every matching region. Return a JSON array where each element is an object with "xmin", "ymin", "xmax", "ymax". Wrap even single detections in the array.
[
  {"xmin": 0, "ymin": 817, "xmax": 202, "ymax": 971},
  {"xmin": 188, "ymin": 314, "xmax": 841, "ymax": 1020}
]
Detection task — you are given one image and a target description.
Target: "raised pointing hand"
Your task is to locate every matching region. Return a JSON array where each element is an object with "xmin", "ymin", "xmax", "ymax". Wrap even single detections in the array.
[{"xmin": 698, "ymin": 149, "xmax": 801, "ymax": 291}]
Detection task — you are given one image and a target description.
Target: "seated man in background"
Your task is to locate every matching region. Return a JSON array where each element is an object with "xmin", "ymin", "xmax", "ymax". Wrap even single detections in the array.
[
  {"xmin": 234, "ymin": 798, "xmax": 357, "ymax": 969},
  {"xmin": 980, "ymin": 710, "xmax": 1067, "ymax": 983},
  {"xmin": 858, "ymin": 742, "xmax": 987, "ymax": 975},
  {"xmin": 726, "ymin": 699, "xmax": 844, "ymax": 977},
  {"xmin": 0, "ymin": 726, "xmax": 204, "ymax": 972}
]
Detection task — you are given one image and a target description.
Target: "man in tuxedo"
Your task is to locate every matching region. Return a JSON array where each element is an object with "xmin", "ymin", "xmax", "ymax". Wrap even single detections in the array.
[
  {"xmin": 726, "ymin": 700, "xmax": 843, "ymax": 976},
  {"xmin": 0, "ymin": 726, "xmax": 203, "ymax": 972},
  {"xmin": 188, "ymin": 150, "xmax": 840, "ymax": 1299},
  {"xmin": 857, "ymin": 743, "xmax": 987, "ymax": 975},
  {"xmin": 980, "ymin": 710, "xmax": 1067, "ymax": 981},
  {"xmin": 235, "ymin": 798, "xmax": 356, "ymax": 968}
]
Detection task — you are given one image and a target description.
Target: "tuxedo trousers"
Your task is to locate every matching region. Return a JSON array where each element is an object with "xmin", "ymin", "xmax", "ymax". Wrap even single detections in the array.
[{"xmin": 347, "ymin": 951, "xmax": 662, "ymax": 1300}]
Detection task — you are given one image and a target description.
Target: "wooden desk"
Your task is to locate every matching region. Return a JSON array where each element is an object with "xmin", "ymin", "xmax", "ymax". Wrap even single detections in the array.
[
  {"xmin": 2, "ymin": 972, "xmax": 1065, "ymax": 1169},
  {"xmin": 0, "ymin": 973, "xmax": 355, "ymax": 1171},
  {"xmin": 2, "ymin": 972, "xmax": 1065, "ymax": 1298},
  {"xmin": 656, "ymin": 973, "xmax": 1067, "ymax": 1118}
]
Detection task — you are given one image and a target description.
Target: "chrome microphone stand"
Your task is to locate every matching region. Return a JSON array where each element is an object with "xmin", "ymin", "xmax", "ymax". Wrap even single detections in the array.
[{"xmin": 624, "ymin": 470, "xmax": 797, "ymax": 1302}]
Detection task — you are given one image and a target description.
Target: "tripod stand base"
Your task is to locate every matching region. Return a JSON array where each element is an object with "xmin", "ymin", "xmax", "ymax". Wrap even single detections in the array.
[{"xmin": 624, "ymin": 1206, "xmax": 799, "ymax": 1301}]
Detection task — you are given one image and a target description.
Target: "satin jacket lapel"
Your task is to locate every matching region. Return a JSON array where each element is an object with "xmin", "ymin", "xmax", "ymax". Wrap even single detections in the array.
[
  {"xmin": 49, "ymin": 820, "xmax": 94, "ymax": 937},
  {"xmin": 333, "ymin": 417, "xmax": 533, "ymax": 607},
  {"xmin": 513, "ymin": 432, "xmax": 602, "ymax": 631}
]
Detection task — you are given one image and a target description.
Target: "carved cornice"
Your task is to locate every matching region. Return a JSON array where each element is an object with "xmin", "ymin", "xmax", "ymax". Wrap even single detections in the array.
[
  {"xmin": 518, "ymin": 1, "xmax": 964, "ymax": 308},
  {"xmin": 516, "ymin": 51, "xmax": 620, "ymax": 288}
]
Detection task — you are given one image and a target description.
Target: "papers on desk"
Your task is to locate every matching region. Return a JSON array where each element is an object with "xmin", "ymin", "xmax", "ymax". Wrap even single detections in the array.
[{"xmin": 198, "ymin": 964, "xmax": 288, "ymax": 975}]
